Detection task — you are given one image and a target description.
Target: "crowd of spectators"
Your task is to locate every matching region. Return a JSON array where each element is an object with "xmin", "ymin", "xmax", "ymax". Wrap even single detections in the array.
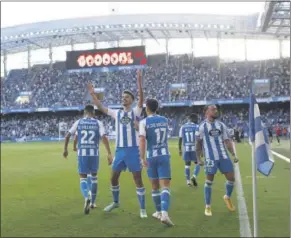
[
  {"xmin": 1, "ymin": 107, "xmax": 289, "ymax": 140},
  {"xmin": 1, "ymin": 113, "xmax": 114, "ymax": 140},
  {"xmin": 1, "ymin": 55, "xmax": 289, "ymax": 109}
]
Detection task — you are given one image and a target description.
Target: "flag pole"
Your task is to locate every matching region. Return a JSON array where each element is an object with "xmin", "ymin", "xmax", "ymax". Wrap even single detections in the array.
[{"xmin": 251, "ymin": 141, "xmax": 258, "ymax": 237}]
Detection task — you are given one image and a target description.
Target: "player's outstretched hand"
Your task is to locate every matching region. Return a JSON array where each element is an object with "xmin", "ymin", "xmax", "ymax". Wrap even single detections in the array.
[
  {"xmin": 63, "ymin": 150, "xmax": 68, "ymax": 159},
  {"xmin": 141, "ymin": 159, "xmax": 148, "ymax": 168},
  {"xmin": 107, "ymin": 154, "xmax": 113, "ymax": 165},
  {"xmin": 233, "ymin": 156, "xmax": 239, "ymax": 163},
  {"xmin": 87, "ymin": 82, "xmax": 95, "ymax": 94}
]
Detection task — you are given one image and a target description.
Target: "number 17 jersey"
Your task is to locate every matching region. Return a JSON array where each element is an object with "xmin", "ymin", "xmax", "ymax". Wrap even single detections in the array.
[{"xmin": 139, "ymin": 115, "xmax": 169, "ymax": 158}]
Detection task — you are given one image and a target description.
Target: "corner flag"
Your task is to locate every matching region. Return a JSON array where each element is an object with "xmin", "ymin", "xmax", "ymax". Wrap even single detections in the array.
[{"xmin": 249, "ymin": 94, "xmax": 274, "ymax": 176}]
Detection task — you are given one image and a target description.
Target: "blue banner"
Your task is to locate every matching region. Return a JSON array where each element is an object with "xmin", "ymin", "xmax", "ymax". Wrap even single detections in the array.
[
  {"xmin": 1, "ymin": 96, "xmax": 289, "ymax": 114},
  {"xmin": 1, "ymin": 136, "xmax": 63, "ymax": 143},
  {"xmin": 68, "ymin": 64, "xmax": 147, "ymax": 73},
  {"xmin": 1, "ymin": 135, "xmax": 116, "ymax": 143},
  {"xmin": 161, "ymin": 101, "xmax": 192, "ymax": 107}
]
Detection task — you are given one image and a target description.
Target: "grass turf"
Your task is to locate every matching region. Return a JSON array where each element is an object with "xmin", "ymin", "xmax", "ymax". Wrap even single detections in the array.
[{"xmin": 1, "ymin": 140, "xmax": 289, "ymax": 237}]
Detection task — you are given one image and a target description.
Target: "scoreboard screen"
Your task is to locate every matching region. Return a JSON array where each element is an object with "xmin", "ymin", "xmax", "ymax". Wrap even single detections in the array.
[
  {"xmin": 66, "ymin": 46, "xmax": 147, "ymax": 70},
  {"xmin": 253, "ymin": 79, "xmax": 270, "ymax": 95}
]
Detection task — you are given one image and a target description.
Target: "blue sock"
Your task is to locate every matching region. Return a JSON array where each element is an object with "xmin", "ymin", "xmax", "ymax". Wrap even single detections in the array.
[
  {"xmin": 185, "ymin": 165, "xmax": 190, "ymax": 180},
  {"xmin": 91, "ymin": 176, "xmax": 98, "ymax": 204},
  {"xmin": 193, "ymin": 164, "xmax": 201, "ymax": 177},
  {"xmin": 204, "ymin": 180, "xmax": 213, "ymax": 206},
  {"xmin": 87, "ymin": 175, "xmax": 92, "ymax": 192},
  {"xmin": 152, "ymin": 190, "xmax": 161, "ymax": 212},
  {"xmin": 161, "ymin": 187, "xmax": 170, "ymax": 212},
  {"xmin": 136, "ymin": 187, "xmax": 146, "ymax": 209},
  {"xmin": 225, "ymin": 180, "xmax": 234, "ymax": 198},
  {"xmin": 80, "ymin": 178, "xmax": 89, "ymax": 199},
  {"xmin": 111, "ymin": 185, "xmax": 120, "ymax": 204}
]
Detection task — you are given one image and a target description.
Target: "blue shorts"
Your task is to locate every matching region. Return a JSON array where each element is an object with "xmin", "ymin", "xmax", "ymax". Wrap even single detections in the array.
[
  {"xmin": 204, "ymin": 158, "xmax": 234, "ymax": 175},
  {"xmin": 78, "ymin": 156, "xmax": 99, "ymax": 174},
  {"xmin": 183, "ymin": 151, "xmax": 197, "ymax": 163},
  {"xmin": 112, "ymin": 147, "xmax": 141, "ymax": 172},
  {"xmin": 147, "ymin": 155, "xmax": 171, "ymax": 180}
]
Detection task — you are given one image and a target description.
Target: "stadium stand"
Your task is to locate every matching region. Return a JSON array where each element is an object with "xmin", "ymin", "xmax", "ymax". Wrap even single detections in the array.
[
  {"xmin": 1, "ymin": 8, "xmax": 290, "ymax": 143},
  {"xmin": 1, "ymin": 56, "xmax": 290, "ymax": 108}
]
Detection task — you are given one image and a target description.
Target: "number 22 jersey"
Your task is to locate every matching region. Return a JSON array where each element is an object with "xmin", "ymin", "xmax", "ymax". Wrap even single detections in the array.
[{"xmin": 69, "ymin": 117, "xmax": 105, "ymax": 157}]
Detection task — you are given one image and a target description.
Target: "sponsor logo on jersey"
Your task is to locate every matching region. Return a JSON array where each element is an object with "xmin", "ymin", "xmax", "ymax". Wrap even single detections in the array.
[
  {"xmin": 120, "ymin": 116, "xmax": 131, "ymax": 125},
  {"xmin": 209, "ymin": 128, "xmax": 221, "ymax": 137}
]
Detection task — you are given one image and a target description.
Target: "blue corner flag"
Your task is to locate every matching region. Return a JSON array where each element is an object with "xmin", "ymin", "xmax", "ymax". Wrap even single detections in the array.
[{"xmin": 249, "ymin": 94, "xmax": 274, "ymax": 176}]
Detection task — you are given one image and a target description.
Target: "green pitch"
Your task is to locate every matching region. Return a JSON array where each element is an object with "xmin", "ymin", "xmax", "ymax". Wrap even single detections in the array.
[
  {"xmin": 1, "ymin": 140, "xmax": 289, "ymax": 237},
  {"xmin": 272, "ymin": 139, "xmax": 290, "ymax": 159}
]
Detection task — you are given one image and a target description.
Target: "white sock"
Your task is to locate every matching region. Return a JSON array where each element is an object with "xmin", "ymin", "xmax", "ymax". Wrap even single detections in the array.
[{"xmin": 162, "ymin": 211, "xmax": 168, "ymax": 217}]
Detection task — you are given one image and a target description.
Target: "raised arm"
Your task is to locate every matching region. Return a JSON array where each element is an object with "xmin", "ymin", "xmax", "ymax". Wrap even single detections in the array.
[
  {"xmin": 87, "ymin": 83, "xmax": 108, "ymax": 114},
  {"xmin": 137, "ymin": 70, "xmax": 144, "ymax": 108}
]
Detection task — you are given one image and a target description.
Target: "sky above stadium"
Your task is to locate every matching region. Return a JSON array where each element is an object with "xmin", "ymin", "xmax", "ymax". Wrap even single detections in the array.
[
  {"xmin": 1, "ymin": 2, "xmax": 290, "ymax": 76},
  {"xmin": 1, "ymin": 2, "xmax": 265, "ymax": 28}
]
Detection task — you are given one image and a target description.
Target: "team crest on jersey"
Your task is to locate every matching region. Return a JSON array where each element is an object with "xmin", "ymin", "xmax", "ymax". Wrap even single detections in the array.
[
  {"xmin": 209, "ymin": 128, "xmax": 221, "ymax": 137},
  {"xmin": 120, "ymin": 116, "xmax": 131, "ymax": 125}
]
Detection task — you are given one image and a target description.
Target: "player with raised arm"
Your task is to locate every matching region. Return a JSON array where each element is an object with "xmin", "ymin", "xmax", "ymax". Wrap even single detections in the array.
[
  {"xmin": 63, "ymin": 105, "xmax": 113, "ymax": 214},
  {"xmin": 139, "ymin": 99, "xmax": 174, "ymax": 226},
  {"xmin": 88, "ymin": 70, "xmax": 147, "ymax": 218},
  {"xmin": 195, "ymin": 105, "xmax": 239, "ymax": 216},
  {"xmin": 179, "ymin": 113, "xmax": 200, "ymax": 187}
]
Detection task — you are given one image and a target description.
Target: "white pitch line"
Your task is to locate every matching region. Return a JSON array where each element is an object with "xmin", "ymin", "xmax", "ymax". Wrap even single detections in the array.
[
  {"xmin": 271, "ymin": 150, "xmax": 290, "ymax": 163},
  {"xmin": 234, "ymin": 163, "xmax": 253, "ymax": 237}
]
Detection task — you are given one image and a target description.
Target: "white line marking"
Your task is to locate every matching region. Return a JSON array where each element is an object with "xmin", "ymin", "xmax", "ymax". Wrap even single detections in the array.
[
  {"xmin": 234, "ymin": 163, "xmax": 252, "ymax": 237},
  {"xmin": 271, "ymin": 150, "xmax": 290, "ymax": 163},
  {"xmin": 245, "ymin": 175, "xmax": 276, "ymax": 179}
]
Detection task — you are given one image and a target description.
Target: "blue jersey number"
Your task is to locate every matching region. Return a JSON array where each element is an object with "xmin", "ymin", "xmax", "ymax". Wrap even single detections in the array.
[
  {"xmin": 155, "ymin": 128, "xmax": 167, "ymax": 144},
  {"xmin": 80, "ymin": 130, "xmax": 96, "ymax": 144}
]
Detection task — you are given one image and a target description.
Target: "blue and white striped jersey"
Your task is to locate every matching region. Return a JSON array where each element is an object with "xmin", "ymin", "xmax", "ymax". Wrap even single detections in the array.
[
  {"xmin": 107, "ymin": 107, "xmax": 142, "ymax": 148},
  {"xmin": 69, "ymin": 117, "xmax": 105, "ymax": 157},
  {"xmin": 139, "ymin": 115, "xmax": 169, "ymax": 158},
  {"xmin": 179, "ymin": 122, "xmax": 198, "ymax": 152},
  {"xmin": 196, "ymin": 119, "xmax": 230, "ymax": 161}
]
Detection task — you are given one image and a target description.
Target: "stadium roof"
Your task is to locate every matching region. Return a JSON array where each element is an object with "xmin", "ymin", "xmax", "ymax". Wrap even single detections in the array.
[
  {"xmin": 1, "ymin": 12, "xmax": 289, "ymax": 55},
  {"xmin": 260, "ymin": 1, "xmax": 290, "ymax": 35}
]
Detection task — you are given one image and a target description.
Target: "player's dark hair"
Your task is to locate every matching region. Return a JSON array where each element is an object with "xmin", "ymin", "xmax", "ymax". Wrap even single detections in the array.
[
  {"xmin": 188, "ymin": 113, "xmax": 198, "ymax": 123},
  {"xmin": 84, "ymin": 104, "xmax": 95, "ymax": 114},
  {"xmin": 146, "ymin": 98, "xmax": 159, "ymax": 113},
  {"xmin": 203, "ymin": 104, "xmax": 216, "ymax": 114},
  {"xmin": 123, "ymin": 90, "xmax": 135, "ymax": 100}
]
